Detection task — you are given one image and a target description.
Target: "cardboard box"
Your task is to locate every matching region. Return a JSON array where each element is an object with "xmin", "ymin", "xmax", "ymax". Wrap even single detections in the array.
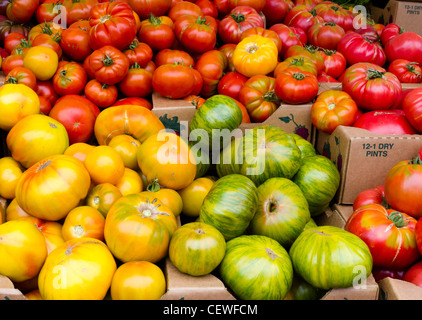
[
  {"xmin": 316, "ymin": 125, "xmax": 422, "ymax": 204},
  {"xmin": 314, "ymin": 204, "xmax": 354, "ymax": 229},
  {"xmin": 368, "ymin": 0, "xmax": 422, "ymax": 36},
  {"xmin": 0, "ymin": 275, "xmax": 27, "ymax": 300},
  {"xmin": 378, "ymin": 277, "xmax": 422, "ymax": 300}
]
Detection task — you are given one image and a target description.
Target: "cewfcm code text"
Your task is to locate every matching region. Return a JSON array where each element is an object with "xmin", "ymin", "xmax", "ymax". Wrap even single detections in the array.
[{"xmin": 163, "ymin": 304, "xmax": 258, "ymax": 317}]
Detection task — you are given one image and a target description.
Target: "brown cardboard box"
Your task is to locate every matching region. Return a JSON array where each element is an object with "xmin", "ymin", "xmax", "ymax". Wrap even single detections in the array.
[
  {"xmin": 378, "ymin": 277, "xmax": 422, "ymax": 300},
  {"xmin": 314, "ymin": 204, "xmax": 354, "ymax": 229},
  {"xmin": 0, "ymin": 275, "xmax": 27, "ymax": 300},
  {"xmin": 368, "ymin": 0, "xmax": 422, "ymax": 36},
  {"xmin": 315, "ymin": 125, "xmax": 422, "ymax": 204}
]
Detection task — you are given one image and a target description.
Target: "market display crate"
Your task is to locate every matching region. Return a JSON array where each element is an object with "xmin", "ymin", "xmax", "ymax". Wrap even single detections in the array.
[
  {"xmin": 378, "ymin": 277, "xmax": 422, "ymax": 300},
  {"xmin": 0, "ymin": 275, "xmax": 26, "ymax": 300}
]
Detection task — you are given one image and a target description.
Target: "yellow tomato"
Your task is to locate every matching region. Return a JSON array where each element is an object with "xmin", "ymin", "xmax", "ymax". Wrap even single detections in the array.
[
  {"xmin": 61, "ymin": 206, "xmax": 105, "ymax": 241},
  {"xmin": 114, "ymin": 168, "xmax": 144, "ymax": 196},
  {"xmin": 0, "ymin": 157, "xmax": 23, "ymax": 199},
  {"xmin": 85, "ymin": 183, "xmax": 123, "ymax": 217},
  {"xmin": 108, "ymin": 134, "xmax": 141, "ymax": 170},
  {"xmin": 7, "ymin": 114, "xmax": 69, "ymax": 168},
  {"xmin": 23, "ymin": 46, "xmax": 59, "ymax": 81},
  {"xmin": 178, "ymin": 177, "xmax": 215, "ymax": 217},
  {"xmin": 140, "ymin": 179, "xmax": 183, "ymax": 217},
  {"xmin": 111, "ymin": 261, "xmax": 166, "ymax": 300},
  {"xmin": 0, "ymin": 220, "xmax": 48, "ymax": 282},
  {"xmin": 232, "ymin": 35, "xmax": 278, "ymax": 78},
  {"xmin": 0, "ymin": 83, "xmax": 40, "ymax": 131},
  {"xmin": 6, "ymin": 198, "xmax": 30, "ymax": 221},
  {"xmin": 38, "ymin": 237, "xmax": 116, "ymax": 300},
  {"xmin": 64, "ymin": 142, "xmax": 95, "ymax": 162},
  {"xmin": 84, "ymin": 145, "xmax": 125, "ymax": 185}
]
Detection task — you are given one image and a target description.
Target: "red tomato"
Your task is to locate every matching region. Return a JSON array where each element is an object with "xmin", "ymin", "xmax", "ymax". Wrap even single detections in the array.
[
  {"xmin": 5, "ymin": 66, "xmax": 37, "ymax": 90},
  {"xmin": 385, "ymin": 32, "xmax": 422, "ymax": 66},
  {"xmin": 319, "ymin": 49, "xmax": 347, "ymax": 79},
  {"xmin": 283, "ymin": 5, "xmax": 324, "ymax": 33},
  {"xmin": 388, "ymin": 59, "xmax": 422, "ymax": 84},
  {"xmin": 402, "ymin": 87, "xmax": 422, "ymax": 132},
  {"xmin": 217, "ymin": 71, "xmax": 248, "ymax": 100},
  {"xmin": 31, "ymin": 33, "xmax": 63, "ymax": 60},
  {"xmin": 152, "ymin": 63, "xmax": 195, "ymax": 99},
  {"xmin": 119, "ymin": 64, "xmax": 154, "ymax": 98},
  {"xmin": 218, "ymin": 43, "xmax": 237, "ymax": 72},
  {"xmin": 226, "ymin": 0, "xmax": 266, "ymax": 12},
  {"xmin": 353, "ymin": 185, "xmax": 387, "ymax": 211},
  {"xmin": 62, "ymin": 0, "xmax": 99, "ymax": 27},
  {"xmin": 372, "ymin": 267, "xmax": 407, "ymax": 282},
  {"xmin": 6, "ymin": 0, "xmax": 38, "ymax": 24},
  {"xmin": 307, "ymin": 21, "xmax": 345, "ymax": 50},
  {"xmin": 154, "ymin": 48, "xmax": 195, "ymax": 67},
  {"xmin": 403, "ymin": 261, "xmax": 422, "ymax": 288},
  {"xmin": 353, "ymin": 110, "xmax": 416, "ymax": 135},
  {"xmin": 342, "ymin": 62, "xmax": 402, "ymax": 111},
  {"xmin": 195, "ymin": 0, "xmax": 218, "ymax": 18},
  {"xmin": 313, "ymin": 2, "xmax": 354, "ymax": 31},
  {"xmin": 35, "ymin": 0, "xmax": 64, "ymax": 24},
  {"xmin": 4, "ymin": 32, "xmax": 26, "ymax": 54},
  {"xmin": 262, "ymin": 0, "xmax": 294, "ymax": 27},
  {"xmin": 128, "ymin": 0, "xmax": 172, "ymax": 20},
  {"xmin": 337, "ymin": 32, "xmax": 386, "ymax": 67},
  {"xmin": 84, "ymin": 79, "xmax": 118, "ymax": 108},
  {"xmin": 60, "ymin": 20, "xmax": 93, "ymax": 62},
  {"xmin": 317, "ymin": 72, "xmax": 338, "ymax": 83},
  {"xmin": 138, "ymin": 14, "xmax": 176, "ymax": 51},
  {"xmin": 345, "ymin": 204, "xmax": 420, "ymax": 269},
  {"xmin": 112, "ymin": 97, "xmax": 153, "ymax": 110},
  {"xmin": 274, "ymin": 67, "xmax": 319, "ymax": 104},
  {"xmin": 218, "ymin": 6, "xmax": 264, "ymax": 44},
  {"xmin": 123, "ymin": 38, "xmax": 153, "ymax": 67},
  {"xmin": 380, "ymin": 23, "xmax": 403, "ymax": 46},
  {"xmin": 195, "ymin": 49, "xmax": 227, "ymax": 97},
  {"xmin": 168, "ymin": 1, "xmax": 203, "ymax": 21},
  {"xmin": 36, "ymin": 80, "xmax": 59, "ymax": 110},
  {"xmin": 52, "ymin": 61, "xmax": 87, "ymax": 96},
  {"xmin": 54, "ymin": 94, "xmax": 100, "ymax": 119},
  {"xmin": 269, "ymin": 23, "xmax": 303, "ymax": 57},
  {"xmin": 89, "ymin": 0, "xmax": 137, "ymax": 51}
]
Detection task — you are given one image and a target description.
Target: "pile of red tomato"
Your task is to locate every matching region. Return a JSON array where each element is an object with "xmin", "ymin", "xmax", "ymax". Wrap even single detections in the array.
[
  {"xmin": 347, "ymin": 146, "xmax": 422, "ymax": 289},
  {"xmin": 0, "ymin": 0, "xmax": 421, "ymax": 301}
]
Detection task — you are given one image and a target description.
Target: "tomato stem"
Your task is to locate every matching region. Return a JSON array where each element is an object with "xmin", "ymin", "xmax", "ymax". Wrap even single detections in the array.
[
  {"xmin": 101, "ymin": 54, "xmax": 114, "ymax": 66},
  {"xmin": 367, "ymin": 68, "xmax": 385, "ymax": 79},
  {"xmin": 230, "ymin": 12, "xmax": 245, "ymax": 23},
  {"xmin": 387, "ymin": 211, "xmax": 409, "ymax": 228},
  {"xmin": 406, "ymin": 63, "xmax": 422, "ymax": 78},
  {"xmin": 5, "ymin": 76, "xmax": 18, "ymax": 84},
  {"xmin": 293, "ymin": 72, "xmax": 306, "ymax": 80},
  {"xmin": 147, "ymin": 179, "xmax": 162, "ymax": 192}
]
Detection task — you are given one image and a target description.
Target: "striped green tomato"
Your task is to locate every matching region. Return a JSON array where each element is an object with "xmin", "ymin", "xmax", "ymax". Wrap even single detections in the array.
[
  {"xmin": 292, "ymin": 155, "xmax": 340, "ymax": 216},
  {"xmin": 169, "ymin": 222, "xmax": 226, "ymax": 276},
  {"xmin": 249, "ymin": 177, "xmax": 311, "ymax": 248},
  {"xmin": 219, "ymin": 234, "xmax": 293, "ymax": 300},
  {"xmin": 217, "ymin": 124, "xmax": 302, "ymax": 186},
  {"xmin": 199, "ymin": 174, "xmax": 258, "ymax": 241},
  {"xmin": 289, "ymin": 133, "xmax": 316, "ymax": 159},
  {"xmin": 289, "ymin": 225, "xmax": 373, "ymax": 290}
]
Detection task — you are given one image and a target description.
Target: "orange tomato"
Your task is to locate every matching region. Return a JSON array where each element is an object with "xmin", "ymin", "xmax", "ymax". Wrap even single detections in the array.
[
  {"xmin": 38, "ymin": 237, "xmax": 116, "ymax": 300},
  {"xmin": 108, "ymin": 134, "xmax": 141, "ymax": 170},
  {"xmin": 84, "ymin": 145, "xmax": 125, "ymax": 185},
  {"xmin": 114, "ymin": 168, "xmax": 144, "ymax": 196},
  {"xmin": 6, "ymin": 114, "xmax": 69, "ymax": 168},
  {"xmin": 15, "ymin": 154, "xmax": 91, "ymax": 221},
  {"xmin": 104, "ymin": 193, "xmax": 178, "ymax": 263},
  {"xmin": 0, "ymin": 220, "xmax": 48, "ymax": 282},
  {"xmin": 64, "ymin": 142, "xmax": 95, "ymax": 162},
  {"xmin": 0, "ymin": 156, "xmax": 24, "ymax": 199},
  {"xmin": 25, "ymin": 289, "xmax": 43, "ymax": 300},
  {"xmin": 85, "ymin": 183, "xmax": 123, "ymax": 217},
  {"xmin": 5, "ymin": 198, "xmax": 30, "ymax": 221},
  {"xmin": 110, "ymin": 261, "xmax": 166, "ymax": 300},
  {"xmin": 62, "ymin": 206, "xmax": 105, "ymax": 241},
  {"xmin": 18, "ymin": 216, "xmax": 65, "ymax": 255},
  {"xmin": 137, "ymin": 132, "xmax": 196, "ymax": 190},
  {"xmin": 23, "ymin": 46, "xmax": 59, "ymax": 81}
]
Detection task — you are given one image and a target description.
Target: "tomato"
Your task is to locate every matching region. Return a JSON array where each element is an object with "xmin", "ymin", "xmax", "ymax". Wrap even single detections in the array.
[
  {"xmin": 388, "ymin": 59, "xmax": 422, "ymax": 83},
  {"xmin": 238, "ymin": 74, "xmax": 281, "ymax": 122},
  {"xmin": 274, "ymin": 67, "xmax": 318, "ymax": 104},
  {"xmin": 353, "ymin": 185, "xmax": 387, "ymax": 211},
  {"xmin": 416, "ymin": 218, "xmax": 422, "ymax": 255},
  {"xmin": 0, "ymin": 156, "xmax": 23, "ymax": 199},
  {"xmin": 0, "ymin": 19, "xmax": 30, "ymax": 45},
  {"xmin": 384, "ymin": 32, "xmax": 422, "ymax": 66},
  {"xmin": 138, "ymin": 14, "xmax": 176, "ymax": 51},
  {"xmin": 111, "ymin": 261, "xmax": 166, "ymax": 300},
  {"xmin": 384, "ymin": 157, "xmax": 422, "ymax": 219},
  {"xmin": 195, "ymin": 49, "xmax": 227, "ymax": 97},
  {"xmin": 108, "ymin": 134, "xmax": 141, "ymax": 170},
  {"xmin": 380, "ymin": 23, "xmax": 403, "ymax": 46},
  {"xmin": 6, "ymin": 0, "xmax": 38, "ymax": 24},
  {"xmin": 137, "ymin": 132, "xmax": 196, "ymax": 190},
  {"xmin": 269, "ymin": 24, "xmax": 303, "ymax": 57},
  {"xmin": 104, "ymin": 193, "xmax": 178, "ymax": 262},
  {"xmin": 5, "ymin": 198, "xmax": 30, "ymax": 221},
  {"xmin": 196, "ymin": 0, "xmax": 218, "ymax": 18},
  {"xmin": 337, "ymin": 32, "xmax": 386, "ymax": 67},
  {"xmin": 174, "ymin": 15, "xmax": 217, "ymax": 54},
  {"xmin": 85, "ymin": 145, "xmax": 126, "ymax": 185},
  {"xmin": 0, "ymin": 220, "xmax": 47, "ymax": 282},
  {"xmin": 342, "ymin": 62, "xmax": 402, "ymax": 111},
  {"xmin": 168, "ymin": 1, "xmax": 203, "ymax": 21},
  {"xmin": 345, "ymin": 204, "xmax": 420, "ymax": 269},
  {"xmin": 307, "ymin": 21, "xmax": 345, "ymax": 50},
  {"xmin": 140, "ymin": 180, "xmax": 183, "ymax": 217},
  {"xmin": 123, "ymin": 38, "xmax": 153, "ymax": 67},
  {"xmin": 1, "ymin": 51, "xmax": 24, "ymax": 75},
  {"xmin": 239, "ymin": 26, "xmax": 283, "ymax": 55},
  {"xmin": 84, "ymin": 79, "xmax": 118, "ymax": 108},
  {"xmin": 119, "ymin": 63, "xmax": 154, "ymax": 98},
  {"xmin": 128, "ymin": 0, "xmax": 172, "ymax": 20},
  {"xmin": 15, "ymin": 154, "xmax": 91, "ymax": 221},
  {"xmin": 284, "ymin": 44, "xmax": 324, "ymax": 74},
  {"xmin": 22, "ymin": 46, "xmax": 58, "ymax": 81},
  {"xmin": 262, "ymin": 0, "xmax": 294, "ymax": 27},
  {"xmin": 283, "ymin": 5, "xmax": 324, "ymax": 33},
  {"xmin": 218, "ymin": 6, "xmax": 264, "ymax": 44},
  {"xmin": 35, "ymin": 0, "xmax": 63, "ymax": 24},
  {"xmin": 32, "ymin": 31, "xmax": 63, "ymax": 59},
  {"xmin": 155, "ymin": 48, "xmax": 195, "ymax": 67},
  {"xmin": 89, "ymin": 0, "xmax": 137, "ymax": 51},
  {"xmin": 402, "ymin": 87, "xmax": 422, "ymax": 132},
  {"xmin": 52, "ymin": 61, "xmax": 87, "ymax": 96},
  {"xmin": 314, "ymin": 2, "xmax": 354, "ymax": 31},
  {"xmin": 403, "ymin": 261, "xmax": 422, "ymax": 288},
  {"xmin": 178, "ymin": 176, "xmax": 214, "ymax": 218},
  {"xmin": 5, "ymin": 66, "xmax": 37, "ymax": 90},
  {"xmin": 372, "ymin": 267, "xmax": 407, "ymax": 282},
  {"xmin": 152, "ymin": 62, "xmax": 195, "ymax": 99},
  {"xmin": 112, "ymin": 97, "xmax": 153, "ymax": 110},
  {"xmin": 4, "ymin": 32, "xmax": 26, "ymax": 54},
  {"xmin": 62, "ymin": 0, "xmax": 98, "ymax": 27},
  {"xmin": 352, "ymin": 110, "xmax": 416, "ymax": 135},
  {"xmin": 38, "ymin": 237, "xmax": 116, "ymax": 300},
  {"xmin": 311, "ymin": 90, "xmax": 358, "ymax": 134},
  {"xmin": 27, "ymin": 22, "xmax": 63, "ymax": 43},
  {"xmin": 274, "ymin": 56, "xmax": 318, "ymax": 78},
  {"xmin": 85, "ymin": 182, "xmax": 123, "ymax": 217},
  {"xmin": 54, "ymin": 93, "xmax": 100, "ymax": 119},
  {"xmin": 64, "ymin": 142, "xmax": 95, "ymax": 162},
  {"xmin": 94, "ymin": 104, "xmax": 164, "ymax": 145},
  {"xmin": 60, "ymin": 20, "xmax": 93, "ymax": 62},
  {"xmin": 319, "ymin": 49, "xmax": 346, "ymax": 79},
  {"xmin": 88, "ymin": 45, "xmax": 130, "ymax": 85},
  {"xmin": 217, "ymin": 71, "xmax": 248, "ymax": 100},
  {"xmin": 115, "ymin": 168, "xmax": 144, "ymax": 196},
  {"xmin": 62, "ymin": 206, "xmax": 105, "ymax": 241}
]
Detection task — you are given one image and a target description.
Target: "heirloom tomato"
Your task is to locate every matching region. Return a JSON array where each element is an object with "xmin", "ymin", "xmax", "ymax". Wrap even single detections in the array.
[
  {"xmin": 268, "ymin": 24, "xmax": 303, "ymax": 58},
  {"xmin": 84, "ymin": 145, "xmax": 125, "ymax": 185},
  {"xmin": 152, "ymin": 62, "xmax": 195, "ymax": 99},
  {"xmin": 217, "ymin": 71, "xmax": 248, "ymax": 100},
  {"xmin": 155, "ymin": 48, "xmax": 195, "ymax": 67},
  {"xmin": 232, "ymin": 35, "xmax": 279, "ymax": 78},
  {"xmin": 127, "ymin": 0, "xmax": 172, "ymax": 20},
  {"xmin": 380, "ymin": 23, "xmax": 403, "ymax": 46},
  {"xmin": 283, "ymin": 5, "xmax": 324, "ymax": 33},
  {"xmin": 64, "ymin": 142, "xmax": 95, "ymax": 162},
  {"xmin": 345, "ymin": 204, "xmax": 420, "ymax": 269},
  {"xmin": 5, "ymin": 198, "xmax": 29, "ymax": 221},
  {"xmin": 195, "ymin": 49, "xmax": 227, "ymax": 97},
  {"xmin": 311, "ymin": 90, "xmax": 358, "ymax": 134},
  {"xmin": 104, "ymin": 194, "xmax": 178, "ymax": 262},
  {"xmin": 168, "ymin": 1, "xmax": 203, "ymax": 21},
  {"xmin": 23, "ymin": 46, "xmax": 59, "ymax": 81},
  {"xmin": 196, "ymin": 0, "xmax": 218, "ymax": 18},
  {"xmin": 115, "ymin": 168, "xmax": 144, "ymax": 196},
  {"xmin": 85, "ymin": 183, "xmax": 123, "ymax": 217},
  {"xmin": 119, "ymin": 63, "xmax": 153, "ymax": 98},
  {"xmin": 140, "ymin": 179, "xmax": 183, "ymax": 217},
  {"xmin": 123, "ymin": 38, "xmax": 153, "ymax": 67},
  {"xmin": 108, "ymin": 134, "xmax": 141, "ymax": 170},
  {"xmin": 319, "ymin": 49, "xmax": 346, "ymax": 79},
  {"xmin": 0, "ymin": 156, "xmax": 23, "ymax": 199},
  {"xmin": 388, "ymin": 59, "xmax": 422, "ymax": 83},
  {"xmin": 60, "ymin": 20, "xmax": 92, "ymax": 62},
  {"xmin": 404, "ymin": 261, "xmax": 422, "ymax": 288},
  {"xmin": 307, "ymin": 21, "xmax": 345, "ymax": 50},
  {"xmin": 384, "ymin": 32, "xmax": 422, "ymax": 66},
  {"xmin": 263, "ymin": 0, "xmax": 294, "ymax": 27},
  {"xmin": 31, "ymin": 31, "xmax": 63, "ymax": 60},
  {"xmin": 62, "ymin": 0, "xmax": 99, "ymax": 27},
  {"xmin": 313, "ymin": 2, "xmax": 354, "ymax": 31},
  {"xmin": 38, "ymin": 237, "xmax": 116, "ymax": 300},
  {"xmin": 35, "ymin": 0, "xmax": 63, "ymax": 24},
  {"xmin": 15, "ymin": 154, "xmax": 91, "ymax": 221},
  {"xmin": 178, "ymin": 176, "xmax": 215, "ymax": 218},
  {"xmin": 137, "ymin": 14, "xmax": 175, "ymax": 51},
  {"xmin": 353, "ymin": 185, "xmax": 387, "ymax": 211},
  {"xmin": 52, "ymin": 61, "xmax": 87, "ymax": 96},
  {"xmin": 273, "ymin": 56, "xmax": 318, "ymax": 77},
  {"xmin": 1, "ymin": 51, "xmax": 24, "ymax": 76},
  {"xmin": 353, "ymin": 110, "xmax": 416, "ymax": 135},
  {"xmin": 0, "ymin": 19, "xmax": 30, "ymax": 44},
  {"xmin": 84, "ymin": 79, "xmax": 118, "ymax": 108},
  {"xmin": 284, "ymin": 44, "xmax": 324, "ymax": 74},
  {"xmin": 112, "ymin": 97, "xmax": 152, "ymax": 109},
  {"xmin": 62, "ymin": 206, "xmax": 105, "ymax": 241},
  {"xmin": 6, "ymin": 0, "xmax": 38, "ymax": 24},
  {"xmin": 5, "ymin": 66, "xmax": 37, "ymax": 90},
  {"xmin": 402, "ymin": 87, "xmax": 422, "ymax": 132},
  {"xmin": 4, "ymin": 32, "xmax": 26, "ymax": 54}
]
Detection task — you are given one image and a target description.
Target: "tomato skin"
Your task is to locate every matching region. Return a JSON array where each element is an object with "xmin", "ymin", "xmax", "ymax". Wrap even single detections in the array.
[
  {"xmin": 85, "ymin": 183, "xmax": 123, "ymax": 217},
  {"xmin": 384, "ymin": 159, "xmax": 422, "ymax": 219},
  {"xmin": 5, "ymin": 66, "xmax": 37, "ymax": 90},
  {"xmin": 263, "ymin": 0, "xmax": 294, "ymax": 27},
  {"xmin": 353, "ymin": 110, "xmax": 417, "ymax": 135},
  {"xmin": 138, "ymin": 15, "xmax": 176, "ymax": 51},
  {"xmin": 119, "ymin": 64, "xmax": 154, "ymax": 98},
  {"xmin": 269, "ymin": 24, "xmax": 303, "ymax": 57},
  {"xmin": 178, "ymin": 177, "xmax": 214, "ymax": 217},
  {"xmin": 0, "ymin": 156, "xmax": 23, "ymax": 200},
  {"xmin": 217, "ymin": 71, "xmax": 248, "ymax": 100},
  {"xmin": 155, "ymin": 48, "xmax": 195, "ymax": 67},
  {"xmin": 128, "ymin": 0, "xmax": 172, "ymax": 20},
  {"xmin": 62, "ymin": 206, "xmax": 105, "ymax": 242},
  {"xmin": 1, "ymin": 52, "xmax": 24, "ymax": 76},
  {"xmin": 384, "ymin": 32, "xmax": 422, "ymax": 66},
  {"xmin": 175, "ymin": 15, "xmax": 217, "ymax": 54},
  {"xmin": 313, "ymin": 2, "xmax": 354, "ymax": 31},
  {"xmin": 353, "ymin": 185, "xmax": 387, "ymax": 211},
  {"xmin": 152, "ymin": 62, "xmax": 195, "ymax": 99},
  {"xmin": 342, "ymin": 62, "xmax": 402, "ymax": 111},
  {"xmin": 274, "ymin": 67, "xmax": 319, "ymax": 104},
  {"xmin": 380, "ymin": 23, "xmax": 403, "ymax": 46},
  {"xmin": 345, "ymin": 204, "xmax": 420, "ymax": 269},
  {"xmin": 402, "ymin": 87, "xmax": 422, "ymax": 132},
  {"xmin": 311, "ymin": 90, "xmax": 358, "ymax": 134},
  {"xmin": 307, "ymin": 22, "xmax": 345, "ymax": 50},
  {"xmin": 62, "ymin": 0, "xmax": 99, "ymax": 27},
  {"xmin": 84, "ymin": 79, "xmax": 118, "ymax": 108},
  {"xmin": 4, "ymin": 32, "xmax": 26, "ymax": 54},
  {"xmin": 52, "ymin": 61, "xmax": 87, "ymax": 96},
  {"xmin": 6, "ymin": 0, "xmax": 38, "ymax": 24},
  {"xmin": 60, "ymin": 20, "xmax": 93, "ymax": 62},
  {"xmin": 89, "ymin": 0, "xmax": 137, "ymax": 51},
  {"xmin": 195, "ymin": 49, "xmax": 228, "ymax": 97},
  {"xmin": 387, "ymin": 59, "xmax": 422, "ymax": 83},
  {"xmin": 319, "ymin": 49, "xmax": 346, "ymax": 79},
  {"xmin": 23, "ymin": 46, "xmax": 59, "ymax": 81}
]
